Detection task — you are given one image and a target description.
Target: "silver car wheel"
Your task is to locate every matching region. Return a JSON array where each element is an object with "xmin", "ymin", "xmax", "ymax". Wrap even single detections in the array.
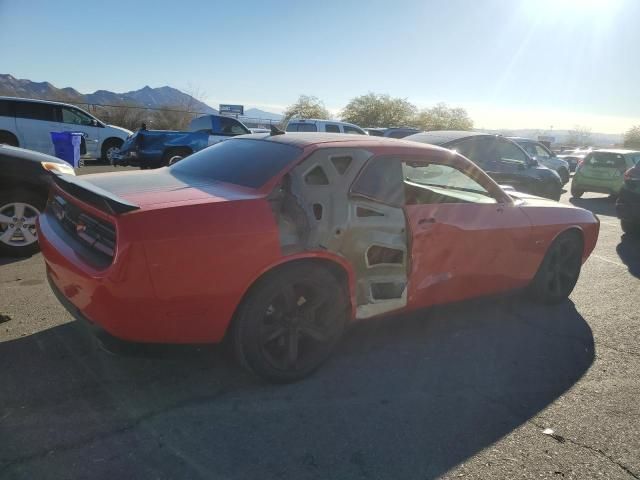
[
  {"xmin": 0, "ymin": 202, "xmax": 40, "ymax": 247},
  {"xmin": 106, "ymin": 146, "xmax": 120, "ymax": 165}
]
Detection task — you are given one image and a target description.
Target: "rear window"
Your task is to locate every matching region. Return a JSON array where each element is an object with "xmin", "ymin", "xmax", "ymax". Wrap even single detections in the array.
[
  {"xmin": 170, "ymin": 138, "xmax": 302, "ymax": 188},
  {"xmin": 286, "ymin": 122, "xmax": 318, "ymax": 132},
  {"xmin": 586, "ymin": 152, "xmax": 626, "ymax": 168}
]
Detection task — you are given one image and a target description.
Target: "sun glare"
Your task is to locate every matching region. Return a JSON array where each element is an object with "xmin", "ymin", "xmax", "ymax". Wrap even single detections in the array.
[{"xmin": 523, "ymin": 0, "xmax": 625, "ymax": 19}]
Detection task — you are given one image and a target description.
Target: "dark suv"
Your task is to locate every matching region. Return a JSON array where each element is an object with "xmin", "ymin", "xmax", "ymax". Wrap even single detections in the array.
[{"xmin": 405, "ymin": 131, "xmax": 563, "ymax": 200}]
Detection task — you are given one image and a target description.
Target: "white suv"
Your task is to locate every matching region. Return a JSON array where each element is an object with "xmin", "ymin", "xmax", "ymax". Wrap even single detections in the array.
[
  {"xmin": 0, "ymin": 97, "xmax": 131, "ymax": 162},
  {"xmin": 285, "ymin": 118, "xmax": 367, "ymax": 135}
]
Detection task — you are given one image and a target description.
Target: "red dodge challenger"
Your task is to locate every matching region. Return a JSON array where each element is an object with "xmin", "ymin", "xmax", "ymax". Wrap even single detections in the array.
[{"xmin": 38, "ymin": 133, "xmax": 599, "ymax": 382}]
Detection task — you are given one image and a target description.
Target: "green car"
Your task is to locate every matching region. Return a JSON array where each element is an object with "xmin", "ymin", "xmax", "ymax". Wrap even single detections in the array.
[{"xmin": 571, "ymin": 149, "xmax": 640, "ymax": 198}]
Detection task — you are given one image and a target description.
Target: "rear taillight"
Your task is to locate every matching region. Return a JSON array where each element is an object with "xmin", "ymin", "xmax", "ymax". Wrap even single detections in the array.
[{"xmin": 49, "ymin": 195, "xmax": 116, "ymax": 266}]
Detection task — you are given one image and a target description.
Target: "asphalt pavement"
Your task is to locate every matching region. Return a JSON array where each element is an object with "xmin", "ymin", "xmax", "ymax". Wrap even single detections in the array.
[{"xmin": 0, "ymin": 166, "xmax": 638, "ymax": 479}]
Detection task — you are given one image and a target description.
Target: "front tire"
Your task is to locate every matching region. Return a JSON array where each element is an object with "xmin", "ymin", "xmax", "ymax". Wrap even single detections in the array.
[
  {"xmin": 528, "ymin": 231, "xmax": 583, "ymax": 304},
  {"xmin": 233, "ymin": 263, "xmax": 348, "ymax": 383},
  {"xmin": 0, "ymin": 189, "xmax": 45, "ymax": 257},
  {"xmin": 101, "ymin": 138, "xmax": 124, "ymax": 165},
  {"xmin": 558, "ymin": 167, "xmax": 570, "ymax": 185}
]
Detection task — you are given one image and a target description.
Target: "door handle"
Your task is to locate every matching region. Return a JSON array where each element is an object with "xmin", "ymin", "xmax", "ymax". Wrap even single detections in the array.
[{"xmin": 418, "ymin": 217, "xmax": 436, "ymax": 225}]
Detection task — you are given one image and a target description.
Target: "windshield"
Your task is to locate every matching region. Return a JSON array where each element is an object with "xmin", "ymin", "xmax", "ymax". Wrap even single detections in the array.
[
  {"xmin": 403, "ymin": 162, "xmax": 496, "ymax": 203},
  {"xmin": 170, "ymin": 138, "xmax": 302, "ymax": 188}
]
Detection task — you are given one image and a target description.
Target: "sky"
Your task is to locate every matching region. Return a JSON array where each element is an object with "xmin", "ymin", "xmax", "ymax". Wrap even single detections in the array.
[{"xmin": 1, "ymin": 0, "xmax": 639, "ymax": 134}]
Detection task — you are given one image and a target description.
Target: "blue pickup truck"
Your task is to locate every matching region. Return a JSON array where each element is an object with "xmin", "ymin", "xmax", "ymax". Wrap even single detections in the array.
[{"xmin": 113, "ymin": 114, "xmax": 251, "ymax": 169}]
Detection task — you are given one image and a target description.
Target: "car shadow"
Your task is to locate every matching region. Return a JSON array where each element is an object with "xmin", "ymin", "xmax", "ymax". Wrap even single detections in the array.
[
  {"xmin": 616, "ymin": 233, "xmax": 640, "ymax": 278},
  {"xmin": 569, "ymin": 196, "xmax": 617, "ymax": 217},
  {"xmin": 0, "ymin": 256, "xmax": 34, "ymax": 266},
  {"xmin": 0, "ymin": 296, "xmax": 594, "ymax": 479}
]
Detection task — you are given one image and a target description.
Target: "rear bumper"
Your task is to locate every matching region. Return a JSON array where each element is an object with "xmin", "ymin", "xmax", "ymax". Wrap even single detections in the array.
[
  {"xmin": 112, "ymin": 151, "xmax": 141, "ymax": 167},
  {"xmin": 573, "ymin": 174, "xmax": 623, "ymax": 195},
  {"xmin": 38, "ymin": 211, "xmax": 223, "ymax": 344}
]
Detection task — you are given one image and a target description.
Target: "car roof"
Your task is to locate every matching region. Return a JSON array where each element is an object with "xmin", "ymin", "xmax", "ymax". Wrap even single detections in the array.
[
  {"xmin": 0, "ymin": 95, "xmax": 81, "ymax": 110},
  {"xmin": 405, "ymin": 130, "xmax": 492, "ymax": 146},
  {"xmin": 508, "ymin": 136, "xmax": 539, "ymax": 143},
  {"xmin": 236, "ymin": 132, "xmax": 452, "ymax": 152}
]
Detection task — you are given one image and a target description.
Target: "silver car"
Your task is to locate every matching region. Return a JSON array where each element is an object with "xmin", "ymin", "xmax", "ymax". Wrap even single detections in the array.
[{"xmin": 510, "ymin": 137, "xmax": 571, "ymax": 185}]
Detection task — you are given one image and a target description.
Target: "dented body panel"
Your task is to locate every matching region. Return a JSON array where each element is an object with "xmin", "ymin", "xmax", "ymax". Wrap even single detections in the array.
[{"xmin": 39, "ymin": 133, "xmax": 600, "ymax": 344}]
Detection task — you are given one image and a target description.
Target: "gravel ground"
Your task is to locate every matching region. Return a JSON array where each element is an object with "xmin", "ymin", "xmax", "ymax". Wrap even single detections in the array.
[{"xmin": 0, "ymin": 167, "xmax": 638, "ymax": 479}]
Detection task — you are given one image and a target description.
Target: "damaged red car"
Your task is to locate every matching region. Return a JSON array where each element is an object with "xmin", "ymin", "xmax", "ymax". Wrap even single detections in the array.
[{"xmin": 38, "ymin": 133, "xmax": 599, "ymax": 382}]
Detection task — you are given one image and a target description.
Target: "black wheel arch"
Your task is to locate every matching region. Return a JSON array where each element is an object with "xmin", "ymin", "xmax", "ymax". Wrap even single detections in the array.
[
  {"xmin": 0, "ymin": 178, "xmax": 49, "ymax": 203},
  {"xmin": 224, "ymin": 257, "xmax": 353, "ymax": 341},
  {"xmin": 0, "ymin": 130, "xmax": 19, "ymax": 147}
]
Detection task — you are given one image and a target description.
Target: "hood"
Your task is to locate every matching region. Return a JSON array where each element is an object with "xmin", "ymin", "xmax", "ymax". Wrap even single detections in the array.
[
  {"xmin": 79, "ymin": 168, "xmax": 262, "ymax": 209},
  {"xmin": 105, "ymin": 124, "xmax": 133, "ymax": 137}
]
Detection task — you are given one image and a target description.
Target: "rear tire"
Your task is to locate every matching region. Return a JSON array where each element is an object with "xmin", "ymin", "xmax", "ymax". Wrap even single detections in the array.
[
  {"xmin": 0, "ymin": 189, "xmax": 45, "ymax": 257},
  {"xmin": 233, "ymin": 263, "xmax": 348, "ymax": 383},
  {"xmin": 161, "ymin": 148, "xmax": 191, "ymax": 167},
  {"xmin": 571, "ymin": 184, "xmax": 584, "ymax": 198},
  {"xmin": 528, "ymin": 231, "xmax": 583, "ymax": 304}
]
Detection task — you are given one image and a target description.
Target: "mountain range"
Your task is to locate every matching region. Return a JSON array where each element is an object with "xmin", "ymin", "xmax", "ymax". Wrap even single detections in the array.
[{"xmin": 0, "ymin": 74, "xmax": 218, "ymax": 114}]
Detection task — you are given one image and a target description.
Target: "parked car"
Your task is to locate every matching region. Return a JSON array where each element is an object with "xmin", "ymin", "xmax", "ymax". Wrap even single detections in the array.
[
  {"xmin": 365, "ymin": 127, "xmax": 421, "ymax": 138},
  {"xmin": 616, "ymin": 162, "xmax": 640, "ymax": 235},
  {"xmin": 571, "ymin": 149, "xmax": 640, "ymax": 198},
  {"xmin": 509, "ymin": 137, "xmax": 571, "ymax": 185},
  {"xmin": 285, "ymin": 118, "xmax": 366, "ymax": 135},
  {"xmin": 405, "ymin": 131, "xmax": 563, "ymax": 200},
  {"xmin": 557, "ymin": 148, "xmax": 592, "ymax": 172},
  {"xmin": 38, "ymin": 133, "xmax": 599, "ymax": 382},
  {"xmin": 113, "ymin": 114, "xmax": 251, "ymax": 169},
  {"xmin": 0, "ymin": 144, "xmax": 75, "ymax": 256},
  {"xmin": 0, "ymin": 96, "xmax": 131, "ymax": 163}
]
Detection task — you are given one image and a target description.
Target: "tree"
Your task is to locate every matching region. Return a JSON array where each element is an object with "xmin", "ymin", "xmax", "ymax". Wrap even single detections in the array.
[
  {"xmin": 624, "ymin": 125, "xmax": 640, "ymax": 149},
  {"xmin": 567, "ymin": 125, "xmax": 592, "ymax": 146},
  {"xmin": 340, "ymin": 93, "xmax": 416, "ymax": 128},
  {"xmin": 413, "ymin": 103, "xmax": 473, "ymax": 131},
  {"xmin": 92, "ymin": 101, "xmax": 148, "ymax": 131},
  {"xmin": 282, "ymin": 95, "xmax": 331, "ymax": 124},
  {"xmin": 150, "ymin": 105, "xmax": 197, "ymax": 130}
]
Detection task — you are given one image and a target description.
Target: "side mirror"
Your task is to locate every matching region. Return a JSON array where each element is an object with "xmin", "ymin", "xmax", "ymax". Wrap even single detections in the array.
[{"xmin": 90, "ymin": 119, "xmax": 99, "ymax": 127}]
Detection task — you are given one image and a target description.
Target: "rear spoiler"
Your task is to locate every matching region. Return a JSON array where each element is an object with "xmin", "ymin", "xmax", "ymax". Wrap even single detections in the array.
[{"xmin": 52, "ymin": 174, "xmax": 140, "ymax": 215}]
